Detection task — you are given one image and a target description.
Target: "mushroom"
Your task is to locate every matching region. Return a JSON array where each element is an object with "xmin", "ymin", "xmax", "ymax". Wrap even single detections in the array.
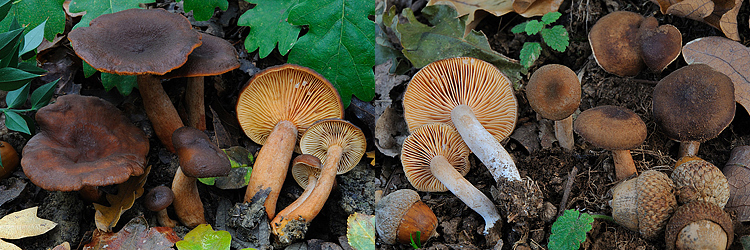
[
  {"xmin": 573, "ymin": 105, "xmax": 646, "ymax": 180},
  {"xmin": 162, "ymin": 33, "xmax": 239, "ymax": 131},
  {"xmin": 376, "ymin": 189, "xmax": 438, "ymax": 245},
  {"xmin": 236, "ymin": 64, "xmax": 343, "ymax": 218},
  {"xmin": 144, "ymin": 186, "xmax": 178, "ymax": 228},
  {"xmin": 588, "ymin": 11, "xmax": 645, "ymax": 77},
  {"xmin": 525, "ymin": 64, "xmax": 581, "ymax": 150},
  {"xmin": 671, "ymin": 156, "xmax": 729, "ymax": 208},
  {"xmin": 610, "ymin": 170, "xmax": 677, "ymax": 239},
  {"xmin": 67, "ymin": 8, "xmax": 202, "ymax": 152},
  {"xmin": 401, "ymin": 123, "xmax": 502, "ymax": 234},
  {"xmin": 271, "ymin": 118, "xmax": 365, "ymax": 243},
  {"xmin": 171, "ymin": 126, "xmax": 231, "ymax": 227},
  {"xmin": 724, "ymin": 146, "xmax": 750, "ymax": 221},
  {"xmin": 638, "ymin": 16, "xmax": 682, "ymax": 72},
  {"xmin": 665, "ymin": 200, "xmax": 733, "ymax": 250},
  {"xmin": 21, "ymin": 94, "xmax": 149, "ymax": 202},
  {"xmin": 652, "ymin": 64, "xmax": 735, "ymax": 158},
  {"xmin": 403, "ymin": 57, "xmax": 519, "ymax": 182},
  {"xmin": 275, "ymin": 154, "xmax": 322, "ymax": 223},
  {"xmin": 0, "ymin": 141, "xmax": 19, "ymax": 179}
]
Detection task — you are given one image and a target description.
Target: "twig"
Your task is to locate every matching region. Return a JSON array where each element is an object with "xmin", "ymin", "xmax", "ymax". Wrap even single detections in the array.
[{"xmin": 557, "ymin": 165, "xmax": 579, "ymax": 218}]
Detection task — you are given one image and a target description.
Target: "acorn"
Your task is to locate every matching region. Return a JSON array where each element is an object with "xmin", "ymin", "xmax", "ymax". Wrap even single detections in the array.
[
  {"xmin": 671, "ymin": 156, "xmax": 729, "ymax": 208},
  {"xmin": 0, "ymin": 141, "xmax": 19, "ymax": 179},
  {"xmin": 610, "ymin": 170, "xmax": 677, "ymax": 239},
  {"xmin": 375, "ymin": 189, "xmax": 438, "ymax": 245},
  {"xmin": 665, "ymin": 200, "xmax": 733, "ymax": 250}
]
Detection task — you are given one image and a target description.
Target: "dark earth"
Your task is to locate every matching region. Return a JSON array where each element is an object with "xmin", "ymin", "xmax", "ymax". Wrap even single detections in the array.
[{"xmin": 0, "ymin": 0, "xmax": 749, "ymax": 249}]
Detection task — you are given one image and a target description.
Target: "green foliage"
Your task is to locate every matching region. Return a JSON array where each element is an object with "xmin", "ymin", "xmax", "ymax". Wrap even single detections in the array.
[
  {"xmin": 1, "ymin": 79, "xmax": 58, "ymax": 134},
  {"xmin": 101, "ymin": 73, "xmax": 137, "ymax": 96},
  {"xmin": 182, "ymin": 0, "xmax": 228, "ymax": 21},
  {"xmin": 511, "ymin": 11, "xmax": 569, "ymax": 68},
  {"xmin": 287, "ymin": 0, "xmax": 376, "ymax": 107},
  {"xmin": 176, "ymin": 224, "xmax": 231, "ymax": 250},
  {"xmin": 347, "ymin": 213, "xmax": 375, "ymax": 250},
  {"xmin": 409, "ymin": 231, "xmax": 422, "ymax": 249},
  {"xmin": 238, "ymin": 0, "xmax": 300, "ymax": 59},
  {"xmin": 548, "ymin": 210, "xmax": 612, "ymax": 250},
  {"xmin": 198, "ymin": 147, "xmax": 254, "ymax": 187},
  {"xmin": 0, "ymin": 0, "xmax": 65, "ymax": 41}
]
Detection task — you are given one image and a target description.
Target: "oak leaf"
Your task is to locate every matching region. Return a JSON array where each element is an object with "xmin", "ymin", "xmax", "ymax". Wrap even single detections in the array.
[
  {"xmin": 427, "ymin": 0, "xmax": 563, "ymax": 34},
  {"xmin": 682, "ymin": 36, "xmax": 750, "ymax": 112},
  {"xmin": 93, "ymin": 166, "xmax": 150, "ymax": 232},
  {"xmin": 650, "ymin": 0, "xmax": 743, "ymax": 40},
  {"xmin": 84, "ymin": 217, "xmax": 180, "ymax": 250},
  {"xmin": 0, "ymin": 207, "xmax": 57, "ymax": 250}
]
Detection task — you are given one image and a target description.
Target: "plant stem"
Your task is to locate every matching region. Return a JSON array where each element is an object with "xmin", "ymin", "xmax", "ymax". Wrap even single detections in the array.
[{"xmin": 590, "ymin": 214, "xmax": 614, "ymax": 222}]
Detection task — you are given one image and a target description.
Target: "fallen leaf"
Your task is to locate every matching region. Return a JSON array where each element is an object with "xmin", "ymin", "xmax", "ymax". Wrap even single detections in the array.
[
  {"xmin": 723, "ymin": 146, "xmax": 750, "ymax": 222},
  {"xmin": 427, "ymin": 0, "xmax": 563, "ymax": 35},
  {"xmin": 665, "ymin": 0, "xmax": 714, "ymax": 20},
  {"xmin": 49, "ymin": 242, "xmax": 70, "ymax": 250},
  {"xmin": 374, "ymin": 106, "xmax": 408, "ymax": 157},
  {"xmin": 0, "ymin": 207, "xmax": 57, "ymax": 250},
  {"xmin": 682, "ymin": 36, "xmax": 750, "ymax": 112},
  {"xmin": 94, "ymin": 166, "xmax": 150, "ymax": 232},
  {"xmin": 346, "ymin": 213, "xmax": 375, "ymax": 250},
  {"xmin": 84, "ymin": 217, "xmax": 179, "ymax": 250},
  {"xmin": 513, "ymin": 0, "xmax": 565, "ymax": 17},
  {"xmin": 176, "ymin": 224, "xmax": 231, "ymax": 250},
  {"xmin": 374, "ymin": 60, "xmax": 410, "ymax": 115},
  {"xmin": 653, "ymin": 0, "xmax": 743, "ymax": 41},
  {"xmin": 199, "ymin": 146, "xmax": 253, "ymax": 189},
  {"xmin": 0, "ymin": 178, "xmax": 26, "ymax": 207}
]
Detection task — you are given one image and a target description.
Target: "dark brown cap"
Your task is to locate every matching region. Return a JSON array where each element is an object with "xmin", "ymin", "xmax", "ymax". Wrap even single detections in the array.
[
  {"xmin": 588, "ymin": 11, "xmax": 645, "ymax": 77},
  {"xmin": 144, "ymin": 186, "xmax": 174, "ymax": 211},
  {"xmin": 162, "ymin": 33, "xmax": 239, "ymax": 78},
  {"xmin": 638, "ymin": 17, "xmax": 682, "ymax": 72},
  {"xmin": 573, "ymin": 105, "xmax": 647, "ymax": 150},
  {"xmin": 525, "ymin": 64, "xmax": 581, "ymax": 120},
  {"xmin": 172, "ymin": 126, "xmax": 231, "ymax": 178}
]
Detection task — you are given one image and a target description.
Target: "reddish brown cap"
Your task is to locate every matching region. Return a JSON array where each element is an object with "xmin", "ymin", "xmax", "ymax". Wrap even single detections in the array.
[
  {"xmin": 401, "ymin": 123, "xmax": 470, "ymax": 192},
  {"xmin": 573, "ymin": 105, "xmax": 647, "ymax": 150},
  {"xmin": 144, "ymin": 186, "xmax": 174, "ymax": 211},
  {"xmin": 525, "ymin": 64, "xmax": 581, "ymax": 120},
  {"xmin": 172, "ymin": 126, "xmax": 231, "ymax": 178},
  {"xmin": 21, "ymin": 94, "xmax": 149, "ymax": 191},
  {"xmin": 68, "ymin": 8, "xmax": 202, "ymax": 75},
  {"xmin": 162, "ymin": 33, "xmax": 239, "ymax": 78},
  {"xmin": 299, "ymin": 119, "xmax": 366, "ymax": 175},
  {"xmin": 290, "ymin": 154, "xmax": 322, "ymax": 189},
  {"xmin": 588, "ymin": 11, "xmax": 645, "ymax": 77},
  {"xmin": 638, "ymin": 17, "xmax": 682, "ymax": 72}
]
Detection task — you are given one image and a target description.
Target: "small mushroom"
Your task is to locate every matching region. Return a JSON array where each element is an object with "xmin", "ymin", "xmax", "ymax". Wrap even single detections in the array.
[
  {"xmin": 638, "ymin": 16, "xmax": 682, "ymax": 72},
  {"xmin": 0, "ymin": 141, "xmax": 19, "ymax": 179},
  {"xmin": 665, "ymin": 200, "xmax": 733, "ymax": 250},
  {"xmin": 588, "ymin": 11, "xmax": 645, "ymax": 77},
  {"xmin": 724, "ymin": 146, "xmax": 750, "ymax": 221},
  {"xmin": 671, "ymin": 156, "xmax": 729, "ymax": 208},
  {"xmin": 652, "ymin": 64, "xmax": 735, "ymax": 158},
  {"xmin": 525, "ymin": 64, "xmax": 581, "ymax": 150},
  {"xmin": 610, "ymin": 170, "xmax": 677, "ymax": 239},
  {"xmin": 171, "ymin": 126, "xmax": 231, "ymax": 227},
  {"xmin": 275, "ymin": 154, "xmax": 322, "ymax": 223},
  {"xmin": 236, "ymin": 64, "xmax": 343, "ymax": 219},
  {"xmin": 375, "ymin": 189, "xmax": 438, "ymax": 245},
  {"xmin": 144, "ymin": 186, "xmax": 177, "ymax": 228},
  {"xmin": 573, "ymin": 105, "xmax": 647, "ymax": 180},
  {"xmin": 401, "ymin": 123, "xmax": 502, "ymax": 234}
]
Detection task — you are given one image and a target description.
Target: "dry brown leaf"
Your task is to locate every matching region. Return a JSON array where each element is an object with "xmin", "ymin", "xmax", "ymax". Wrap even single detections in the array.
[
  {"xmin": 427, "ymin": 0, "xmax": 563, "ymax": 35},
  {"xmin": 0, "ymin": 207, "xmax": 57, "ymax": 250},
  {"xmin": 682, "ymin": 36, "xmax": 750, "ymax": 112},
  {"xmin": 84, "ymin": 217, "xmax": 180, "ymax": 250},
  {"xmin": 654, "ymin": 0, "xmax": 743, "ymax": 41},
  {"xmin": 94, "ymin": 166, "xmax": 151, "ymax": 232},
  {"xmin": 513, "ymin": 0, "xmax": 565, "ymax": 17},
  {"xmin": 48, "ymin": 242, "xmax": 71, "ymax": 250},
  {"xmin": 723, "ymin": 146, "xmax": 750, "ymax": 222},
  {"xmin": 665, "ymin": 0, "xmax": 714, "ymax": 20}
]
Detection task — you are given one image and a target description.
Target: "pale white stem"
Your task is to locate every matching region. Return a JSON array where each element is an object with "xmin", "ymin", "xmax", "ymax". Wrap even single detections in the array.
[
  {"xmin": 678, "ymin": 141, "xmax": 700, "ymax": 158},
  {"xmin": 555, "ymin": 116, "xmax": 574, "ymax": 150}
]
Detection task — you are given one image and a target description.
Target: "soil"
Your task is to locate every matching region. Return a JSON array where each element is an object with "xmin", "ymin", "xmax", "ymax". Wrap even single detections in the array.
[{"xmin": 0, "ymin": 0, "xmax": 748, "ymax": 250}]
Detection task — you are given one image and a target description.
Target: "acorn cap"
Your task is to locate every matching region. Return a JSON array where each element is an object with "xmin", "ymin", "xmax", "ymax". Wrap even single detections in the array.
[
  {"xmin": 299, "ymin": 119, "xmax": 366, "ymax": 175},
  {"xmin": 172, "ymin": 126, "xmax": 231, "ymax": 178},
  {"xmin": 290, "ymin": 154, "xmax": 322, "ymax": 189},
  {"xmin": 68, "ymin": 8, "xmax": 201, "ymax": 75},
  {"xmin": 144, "ymin": 186, "xmax": 174, "ymax": 211},
  {"xmin": 162, "ymin": 33, "xmax": 239, "ymax": 79},
  {"xmin": 588, "ymin": 11, "xmax": 645, "ymax": 77},
  {"xmin": 525, "ymin": 64, "xmax": 581, "ymax": 120},
  {"xmin": 665, "ymin": 200, "xmax": 733, "ymax": 250},
  {"xmin": 573, "ymin": 105, "xmax": 647, "ymax": 150},
  {"xmin": 638, "ymin": 17, "xmax": 682, "ymax": 72},
  {"xmin": 652, "ymin": 64, "xmax": 735, "ymax": 142},
  {"xmin": 402, "ymin": 57, "xmax": 517, "ymax": 144},
  {"xmin": 375, "ymin": 189, "xmax": 437, "ymax": 245},
  {"xmin": 401, "ymin": 123, "xmax": 471, "ymax": 192},
  {"xmin": 671, "ymin": 156, "xmax": 729, "ymax": 208},
  {"xmin": 21, "ymin": 95, "xmax": 149, "ymax": 191},
  {"xmin": 611, "ymin": 170, "xmax": 677, "ymax": 239}
]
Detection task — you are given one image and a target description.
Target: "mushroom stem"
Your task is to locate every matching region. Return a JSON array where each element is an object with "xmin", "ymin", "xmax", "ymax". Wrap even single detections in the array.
[
  {"xmin": 451, "ymin": 104, "xmax": 520, "ymax": 182},
  {"xmin": 157, "ymin": 209, "xmax": 178, "ymax": 228},
  {"xmin": 678, "ymin": 141, "xmax": 700, "ymax": 158},
  {"xmin": 244, "ymin": 120, "xmax": 298, "ymax": 219},
  {"xmin": 171, "ymin": 167, "xmax": 206, "ymax": 227},
  {"xmin": 430, "ymin": 155, "xmax": 502, "ymax": 234},
  {"xmin": 612, "ymin": 149, "xmax": 637, "ymax": 180},
  {"xmin": 274, "ymin": 174, "xmax": 318, "ymax": 223},
  {"xmin": 138, "ymin": 75, "xmax": 185, "ymax": 152},
  {"xmin": 555, "ymin": 116, "xmax": 574, "ymax": 150},
  {"xmin": 185, "ymin": 77, "xmax": 206, "ymax": 131}
]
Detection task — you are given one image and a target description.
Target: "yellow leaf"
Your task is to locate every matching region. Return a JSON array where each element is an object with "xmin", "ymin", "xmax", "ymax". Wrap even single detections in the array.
[
  {"xmin": 0, "ymin": 239, "xmax": 22, "ymax": 250},
  {"xmin": 366, "ymin": 151, "xmax": 376, "ymax": 166},
  {"xmin": 0, "ymin": 207, "xmax": 57, "ymax": 240},
  {"xmin": 94, "ymin": 166, "xmax": 151, "ymax": 232}
]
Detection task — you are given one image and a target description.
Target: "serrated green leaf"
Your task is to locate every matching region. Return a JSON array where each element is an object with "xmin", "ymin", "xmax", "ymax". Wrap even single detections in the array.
[
  {"xmin": 346, "ymin": 213, "xmax": 375, "ymax": 250},
  {"xmin": 238, "ymin": 0, "xmax": 300, "ymax": 59},
  {"xmin": 19, "ymin": 20, "xmax": 44, "ymax": 55},
  {"xmin": 287, "ymin": 0, "xmax": 376, "ymax": 107},
  {"xmin": 68, "ymin": 0, "xmax": 155, "ymax": 30},
  {"xmin": 397, "ymin": 5, "xmax": 526, "ymax": 83},
  {"xmin": 548, "ymin": 210, "xmax": 594, "ymax": 250},
  {"xmin": 541, "ymin": 25, "xmax": 569, "ymax": 52},
  {"xmin": 0, "ymin": 0, "xmax": 64, "ymax": 41},
  {"xmin": 183, "ymin": 0, "xmax": 228, "ymax": 21},
  {"xmin": 29, "ymin": 78, "xmax": 58, "ymax": 109},
  {"xmin": 541, "ymin": 12, "xmax": 562, "ymax": 25},
  {"xmin": 101, "ymin": 73, "xmax": 137, "ymax": 96},
  {"xmin": 511, "ymin": 21, "xmax": 528, "ymax": 34},
  {"xmin": 0, "ymin": 27, "xmax": 23, "ymax": 59},
  {"xmin": 2, "ymin": 110, "xmax": 30, "ymax": 134},
  {"xmin": 524, "ymin": 20, "xmax": 543, "ymax": 35},
  {"xmin": 519, "ymin": 42, "xmax": 541, "ymax": 69},
  {"xmin": 176, "ymin": 224, "xmax": 231, "ymax": 250},
  {"xmin": 0, "ymin": 67, "xmax": 39, "ymax": 91},
  {"xmin": 5, "ymin": 82, "xmax": 28, "ymax": 108},
  {"xmin": 0, "ymin": 0, "xmax": 11, "ymax": 24}
]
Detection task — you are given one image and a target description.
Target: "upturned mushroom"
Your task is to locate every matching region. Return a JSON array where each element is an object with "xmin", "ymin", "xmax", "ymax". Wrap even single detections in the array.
[
  {"xmin": 236, "ymin": 64, "xmax": 343, "ymax": 218},
  {"xmin": 403, "ymin": 57, "xmax": 519, "ymax": 182},
  {"xmin": 610, "ymin": 170, "xmax": 677, "ymax": 239},
  {"xmin": 67, "ymin": 8, "xmax": 202, "ymax": 152},
  {"xmin": 665, "ymin": 200, "xmax": 733, "ymax": 250},
  {"xmin": 401, "ymin": 123, "xmax": 502, "ymax": 234},
  {"xmin": 525, "ymin": 64, "xmax": 581, "ymax": 150},
  {"xmin": 671, "ymin": 156, "xmax": 729, "ymax": 208},
  {"xmin": 652, "ymin": 64, "xmax": 735, "ymax": 158},
  {"xmin": 144, "ymin": 186, "xmax": 178, "ymax": 228},
  {"xmin": 573, "ymin": 105, "xmax": 647, "ymax": 180},
  {"xmin": 375, "ymin": 189, "xmax": 438, "ymax": 245}
]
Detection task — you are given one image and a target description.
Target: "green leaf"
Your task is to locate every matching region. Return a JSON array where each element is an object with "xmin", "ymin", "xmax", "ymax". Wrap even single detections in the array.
[
  {"xmin": 396, "ymin": 5, "xmax": 526, "ymax": 83},
  {"xmin": 548, "ymin": 210, "xmax": 594, "ymax": 250},
  {"xmin": 511, "ymin": 21, "xmax": 528, "ymax": 34},
  {"xmin": 519, "ymin": 42, "xmax": 541, "ymax": 69},
  {"xmin": 16, "ymin": 61, "xmax": 45, "ymax": 74},
  {"xmin": 287, "ymin": 0, "xmax": 376, "ymax": 107},
  {"xmin": 2, "ymin": 110, "xmax": 30, "ymax": 134},
  {"xmin": 0, "ymin": 0, "xmax": 65, "ymax": 41},
  {"xmin": 347, "ymin": 213, "xmax": 375, "ymax": 250},
  {"xmin": 101, "ymin": 73, "xmax": 137, "ymax": 96},
  {"xmin": 20, "ymin": 20, "xmax": 44, "ymax": 55},
  {"xmin": 0, "ymin": 67, "xmax": 40, "ymax": 91},
  {"xmin": 68, "ymin": 0, "xmax": 155, "ymax": 30},
  {"xmin": 541, "ymin": 25, "xmax": 569, "ymax": 52},
  {"xmin": 29, "ymin": 78, "xmax": 58, "ymax": 109},
  {"xmin": 237, "ymin": 0, "xmax": 301, "ymax": 59},
  {"xmin": 198, "ymin": 146, "xmax": 254, "ymax": 189},
  {"xmin": 176, "ymin": 224, "xmax": 231, "ymax": 250},
  {"xmin": 0, "ymin": 27, "xmax": 23, "ymax": 59},
  {"xmin": 183, "ymin": 0, "xmax": 228, "ymax": 21},
  {"xmin": 82, "ymin": 61, "xmax": 96, "ymax": 77},
  {"xmin": 5, "ymin": 81, "xmax": 28, "ymax": 108},
  {"xmin": 740, "ymin": 235, "xmax": 750, "ymax": 249},
  {"xmin": 0, "ymin": 39, "xmax": 18, "ymax": 68},
  {"xmin": 541, "ymin": 11, "xmax": 562, "ymax": 25},
  {"xmin": 0, "ymin": 0, "xmax": 11, "ymax": 24},
  {"xmin": 524, "ymin": 20, "xmax": 543, "ymax": 35}
]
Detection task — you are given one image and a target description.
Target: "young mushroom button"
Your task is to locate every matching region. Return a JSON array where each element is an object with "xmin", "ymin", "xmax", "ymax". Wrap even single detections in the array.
[
  {"xmin": 525, "ymin": 64, "xmax": 581, "ymax": 150},
  {"xmin": 144, "ymin": 186, "xmax": 178, "ymax": 228},
  {"xmin": 375, "ymin": 189, "xmax": 438, "ymax": 245}
]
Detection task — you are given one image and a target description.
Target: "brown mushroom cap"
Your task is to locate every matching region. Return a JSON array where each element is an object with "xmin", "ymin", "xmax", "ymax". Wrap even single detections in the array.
[
  {"xmin": 375, "ymin": 189, "xmax": 437, "ymax": 245},
  {"xmin": 236, "ymin": 64, "xmax": 344, "ymax": 146},
  {"xmin": 144, "ymin": 186, "xmax": 174, "ymax": 212},
  {"xmin": 68, "ymin": 8, "xmax": 202, "ymax": 75},
  {"xmin": 638, "ymin": 17, "xmax": 682, "ymax": 72},
  {"xmin": 665, "ymin": 200, "xmax": 733, "ymax": 250},
  {"xmin": 172, "ymin": 126, "xmax": 231, "ymax": 178},
  {"xmin": 573, "ymin": 105, "xmax": 647, "ymax": 150},
  {"xmin": 671, "ymin": 156, "xmax": 729, "ymax": 208},
  {"xmin": 401, "ymin": 123, "xmax": 471, "ymax": 192},
  {"xmin": 588, "ymin": 11, "xmax": 645, "ymax": 77},
  {"xmin": 299, "ymin": 119, "xmax": 366, "ymax": 175},
  {"xmin": 403, "ymin": 57, "xmax": 517, "ymax": 143},
  {"xmin": 525, "ymin": 64, "xmax": 581, "ymax": 120},
  {"xmin": 652, "ymin": 64, "xmax": 735, "ymax": 142},
  {"xmin": 21, "ymin": 94, "xmax": 149, "ymax": 191},
  {"xmin": 162, "ymin": 33, "xmax": 239, "ymax": 78},
  {"xmin": 290, "ymin": 154, "xmax": 322, "ymax": 189},
  {"xmin": 611, "ymin": 170, "xmax": 677, "ymax": 239}
]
